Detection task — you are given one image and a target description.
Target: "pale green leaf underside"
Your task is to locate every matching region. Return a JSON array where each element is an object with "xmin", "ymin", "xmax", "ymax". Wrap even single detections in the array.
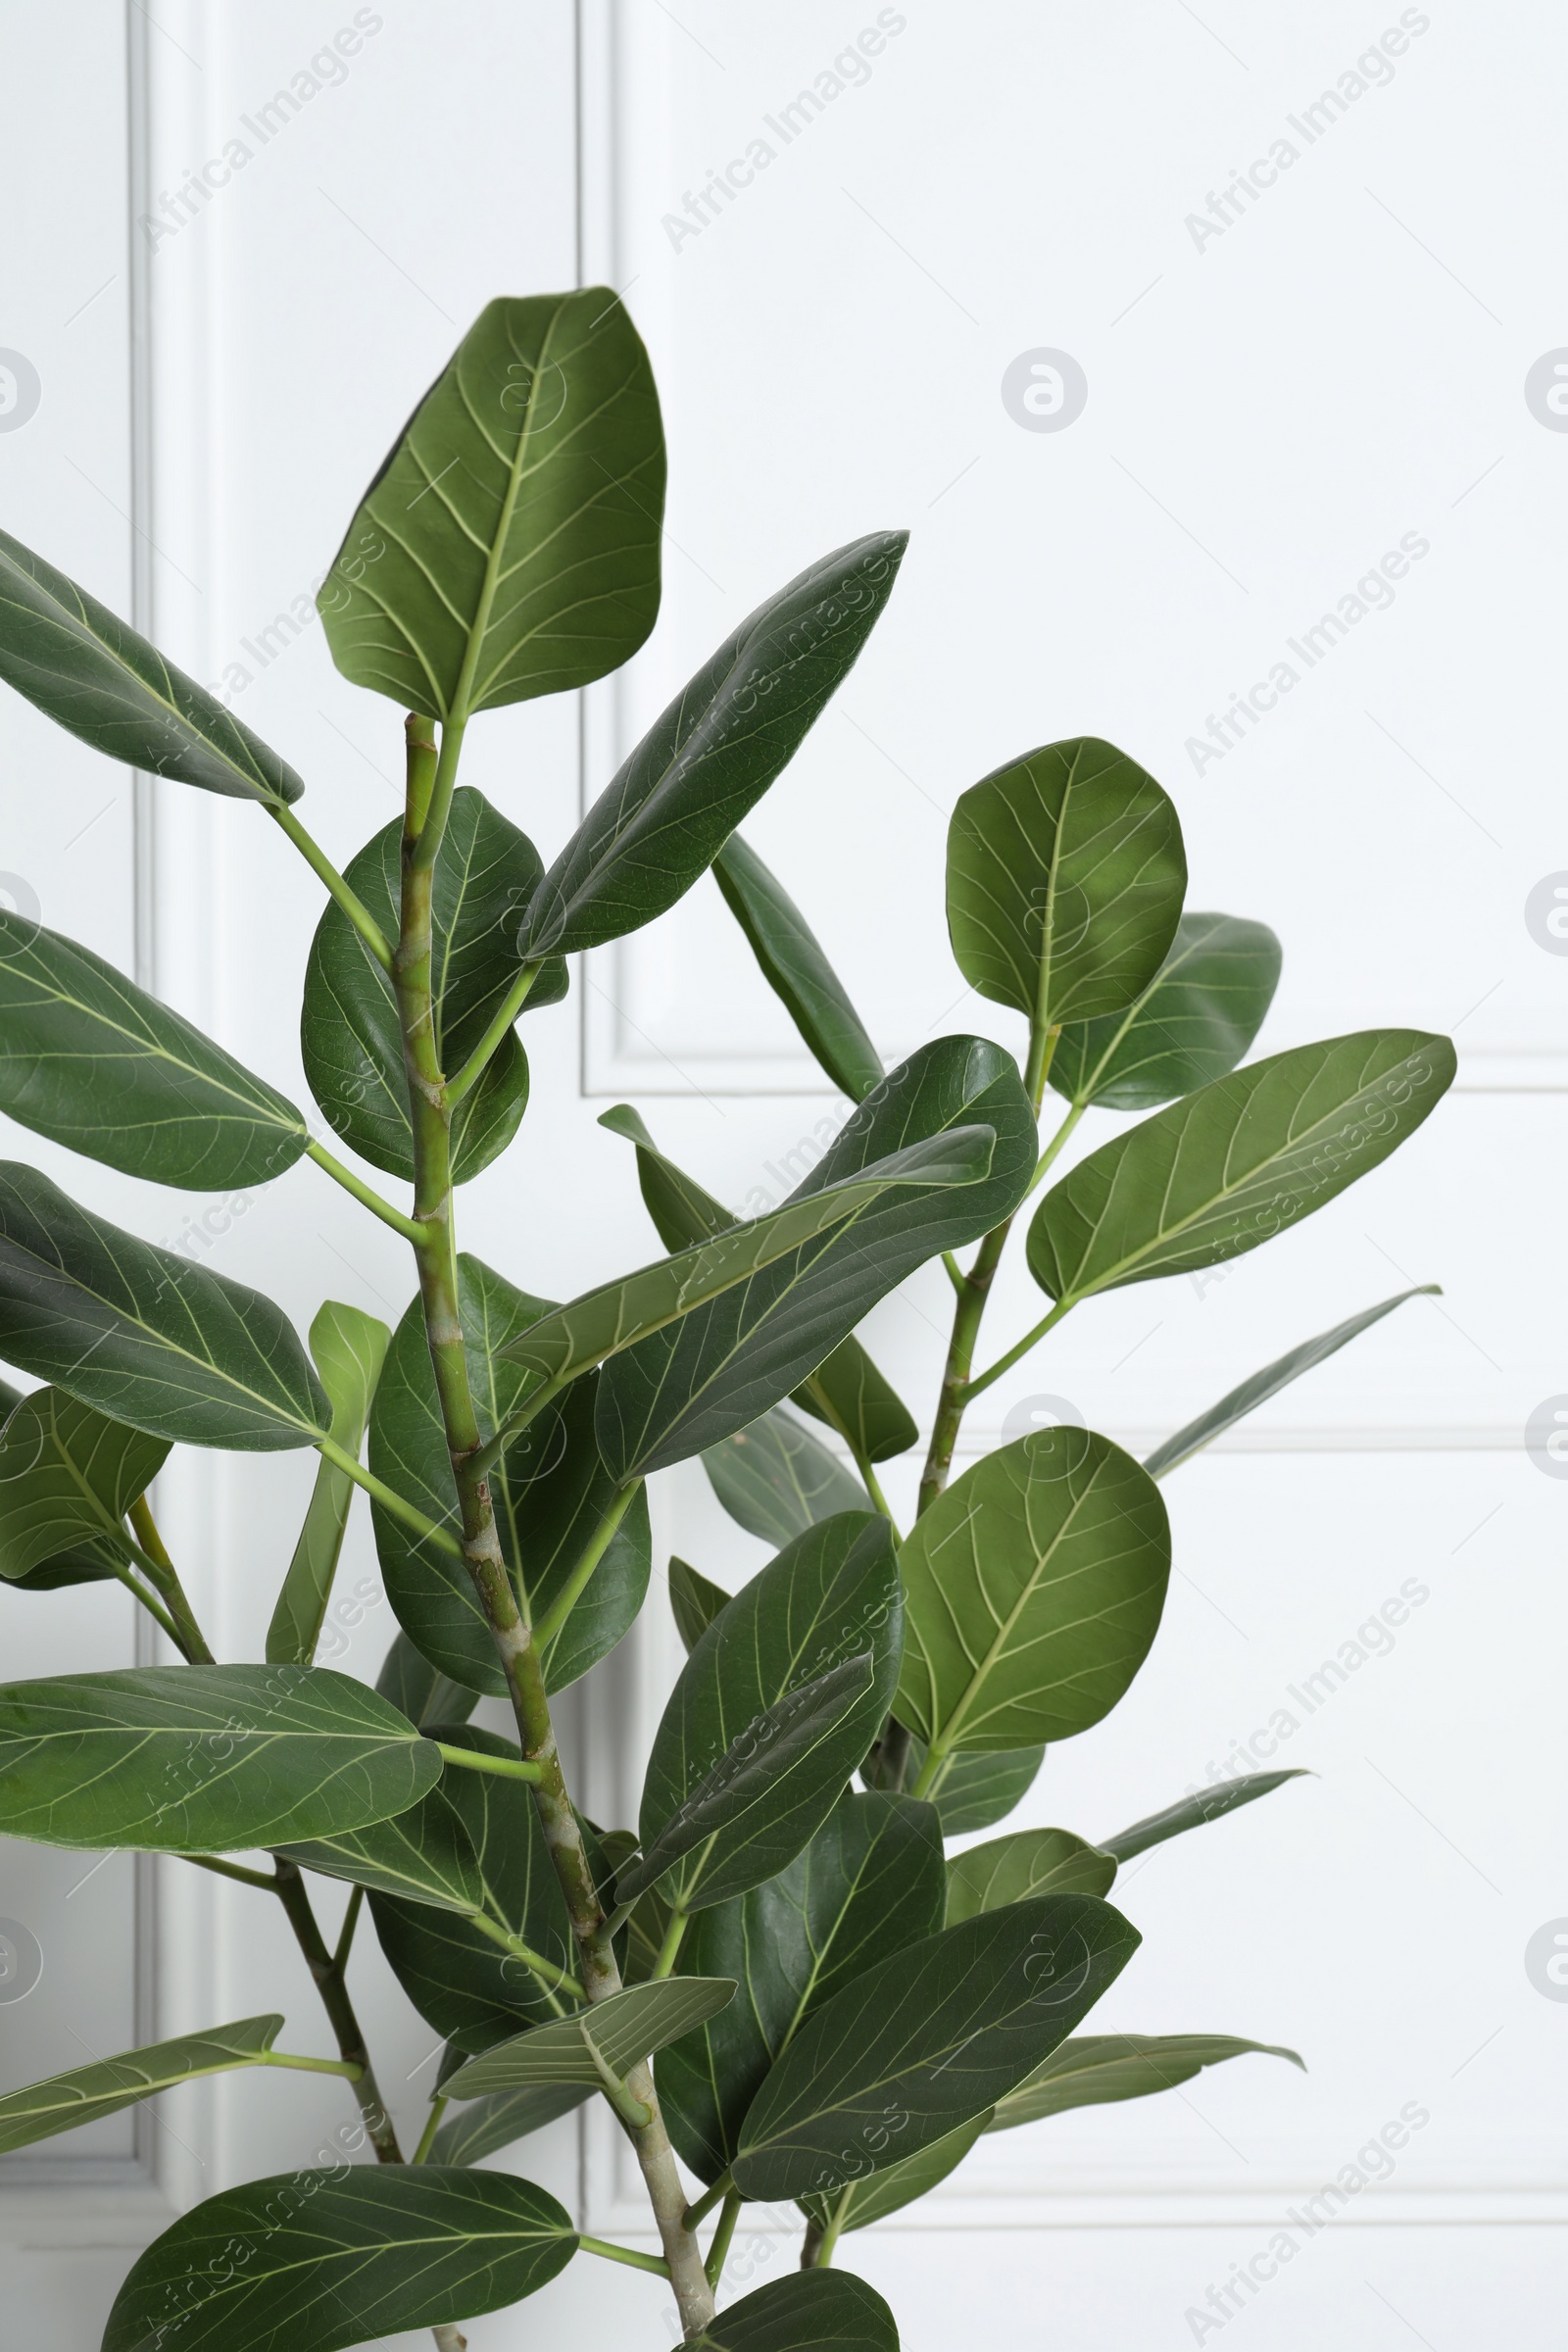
[
  {"xmin": 0, "ymin": 1384, "xmax": 168, "ymax": 1581},
  {"xmin": 0, "ymin": 2015, "xmax": 283, "ymax": 2154},
  {"xmin": 445, "ymin": 1979, "xmax": 737, "ymax": 2095},
  {"xmin": 990, "ymin": 2032, "xmax": 1303, "ymax": 2132}
]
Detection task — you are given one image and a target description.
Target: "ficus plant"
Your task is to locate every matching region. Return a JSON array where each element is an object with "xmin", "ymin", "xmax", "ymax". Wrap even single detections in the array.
[{"xmin": 0, "ymin": 286, "xmax": 1455, "ymax": 2352}]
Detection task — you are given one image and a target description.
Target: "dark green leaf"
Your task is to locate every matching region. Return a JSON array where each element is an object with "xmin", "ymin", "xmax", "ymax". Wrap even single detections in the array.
[
  {"xmin": 0, "ymin": 522, "xmax": 302, "ymax": 804},
  {"xmin": 946, "ymin": 1828, "xmax": 1116, "ymax": 1923},
  {"xmin": 678, "ymin": 2271, "xmax": 898, "ymax": 2352},
  {"xmin": 636, "ymin": 1513, "xmax": 903, "ymax": 1913},
  {"xmin": 0, "ymin": 2014, "xmax": 282, "ymax": 2153},
  {"xmin": 103, "ymin": 2168, "xmax": 577, "ymax": 2352},
  {"xmin": 733, "ymin": 1893, "xmax": 1140, "ymax": 2201},
  {"xmin": 445, "ymin": 1980, "xmax": 736, "ymax": 2094},
  {"xmin": 861, "ymin": 1736, "xmax": 1046, "ymax": 1835},
  {"xmin": 0, "ymin": 1664, "xmax": 439, "ymax": 1851},
  {"xmin": 668, "ymin": 1555, "xmax": 731, "ymax": 1654},
  {"xmin": 430, "ymin": 2082, "xmax": 589, "ymax": 2167},
  {"xmin": 301, "ymin": 789, "xmax": 564, "ymax": 1186},
  {"xmin": 0, "ymin": 1160, "xmax": 327, "ymax": 1449},
  {"xmin": 1144, "ymin": 1285, "xmax": 1440, "ymax": 1480},
  {"xmin": 1049, "ymin": 911, "xmax": 1282, "ymax": 1111},
  {"xmin": 946, "ymin": 737, "xmax": 1186, "ymax": 1025},
  {"xmin": 898, "ymin": 1428, "xmax": 1169, "ymax": 1755},
  {"xmin": 374, "ymin": 1628, "xmax": 480, "ymax": 1731},
  {"xmin": 0, "ymin": 1385, "xmax": 167, "ymax": 1581},
  {"xmin": 590, "ymin": 1038, "xmax": 1034, "ymax": 1477},
  {"xmin": 276, "ymin": 1774, "xmax": 483, "ymax": 1913},
  {"xmin": 266, "ymin": 1302, "xmax": 389, "ymax": 1666},
  {"xmin": 318, "ymin": 289, "xmax": 663, "ymax": 720},
  {"xmin": 0, "ymin": 913, "xmax": 308, "ymax": 1187},
  {"xmin": 800, "ymin": 2107, "xmax": 992, "ymax": 2232},
  {"xmin": 521, "ymin": 532, "xmax": 906, "ymax": 957},
  {"xmin": 369, "ymin": 1255, "xmax": 649, "ymax": 1696},
  {"xmin": 659, "ymin": 1791, "xmax": 944, "ymax": 2185},
  {"xmin": 712, "ymin": 832, "xmax": 884, "ymax": 1100},
  {"xmin": 1101, "ymin": 1770, "xmax": 1309, "ymax": 1863},
  {"xmin": 1029, "ymin": 1031, "xmax": 1457, "ymax": 1303},
  {"xmin": 705, "ymin": 1407, "xmax": 869, "ymax": 1546},
  {"xmin": 989, "ymin": 2032, "xmax": 1303, "ymax": 2132}
]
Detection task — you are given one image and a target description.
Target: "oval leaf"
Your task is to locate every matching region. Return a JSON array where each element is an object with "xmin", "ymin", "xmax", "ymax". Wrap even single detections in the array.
[
  {"xmin": 678, "ymin": 2271, "xmax": 898, "ymax": 2352},
  {"xmin": 704, "ymin": 1406, "xmax": 870, "ymax": 1547},
  {"xmin": 713, "ymin": 832, "xmax": 885, "ymax": 1100},
  {"xmin": 1029, "ymin": 1030, "xmax": 1457, "ymax": 1303},
  {"xmin": 318, "ymin": 289, "xmax": 664, "ymax": 719},
  {"xmin": 445, "ymin": 1979, "xmax": 736, "ymax": 2095},
  {"xmin": 266, "ymin": 1302, "xmax": 389, "ymax": 1666},
  {"xmin": 946, "ymin": 1827, "xmax": 1116, "ymax": 1923},
  {"xmin": 276, "ymin": 1776, "xmax": 484, "ymax": 1914},
  {"xmin": 989, "ymin": 2032, "xmax": 1303, "ymax": 2132},
  {"xmin": 1050, "ymin": 910, "xmax": 1282, "ymax": 1111},
  {"xmin": 0, "ymin": 1385, "xmax": 168, "ymax": 1581},
  {"xmin": 863, "ymin": 1736, "xmax": 1046, "ymax": 1836},
  {"xmin": 430, "ymin": 2082, "xmax": 589, "ymax": 2168},
  {"xmin": 800, "ymin": 2107, "xmax": 992, "ymax": 2233},
  {"xmin": 0, "ymin": 2014, "xmax": 282, "ymax": 2154}
]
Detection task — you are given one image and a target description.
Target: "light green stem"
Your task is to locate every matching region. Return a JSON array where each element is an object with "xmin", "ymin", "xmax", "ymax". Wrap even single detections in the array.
[
  {"xmin": 316, "ymin": 1434, "xmax": 464, "ymax": 1557},
  {"xmin": 434, "ymin": 1741, "xmax": 543, "ymax": 1785},
  {"xmin": 268, "ymin": 802, "xmax": 393, "ymax": 970},
  {"xmin": 652, "ymin": 1907, "xmax": 690, "ymax": 1981},
  {"xmin": 682, "ymin": 2174, "xmax": 733, "ymax": 2232},
  {"xmin": 445, "ymin": 960, "xmax": 543, "ymax": 1105},
  {"xmin": 959, "ymin": 1297, "xmax": 1075, "ymax": 1404},
  {"xmin": 332, "ymin": 1884, "xmax": 365, "ymax": 1972},
  {"xmin": 705, "ymin": 2190, "xmax": 742, "ymax": 2289},
  {"xmin": 464, "ymin": 1911, "xmax": 582, "ymax": 2001},
  {"xmin": 813, "ymin": 2183, "xmax": 854, "ymax": 2266},
  {"xmin": 411, "ymin": 2096, "xmax": 447, "ymax": 2165},
  {"xmin": 177, "ymin": 1852, "xmax": 279, "ymax": 1892},
  {"xmin": 307, "ymin": 1138, "xmax": 429, "ymax": 1242},
  {"xmin": 531, "ymin": 1481, "xmax": 641, "ymax": 1649},
  {"xmin": 259, "ymin": 2048, "xmax": 365, "ymax": 2082},
  {"xmin": 580, "ymin": 2236, "xmax": 670, "ymax": 2279}
]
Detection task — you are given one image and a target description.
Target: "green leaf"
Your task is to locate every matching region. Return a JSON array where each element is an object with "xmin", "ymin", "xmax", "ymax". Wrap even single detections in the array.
[
  {"xmin": 590, "ymin": 1038, "xmax": 1035, "ymax": 1477},
  {"xmin": 0, "ymin": 1160, "xmax": 327, "ymax": 1450},
  {"xmin": 800, "ymin": 2107, "xmax": 992, "ymax": 2233},
  {"xmin": 946, "ymin": 1828, "xmax": 1117, "ymax": 1923},
  {"xmin": 616, "ymin": 1653, "xmax": 878, "ymax": 1915},
  {"xmin": 301, "ymin": 789, "xmax": 564, "ymax": 1186},
  {"xmin": 668, "ymin": 1555, "xmax": 731, "ymax": 1654},
  {"xmin": 445, "ymin": 1980, "xmax": 736, "ymax": 2095},
  {"xmin": 862, "ymin": 1737, "xmax": 1046, "ymax": 1835},
  {"xmin": 1029, "ymin": 1031, "xmax": 1457, "ymax": 1304},
  {"xmin": 733, "ymin": 1893, "xmax": 1140, "ymax": 2202},
  {"xmin": 636, "ymin": 1513, "xmax": 903, "ymax": 1912},
  {"xmin": 678, "ymin": 2271, "xmax": 898, "ymax": 2352},
  {"xmin": 712, "ymin": 833, "xmax": 885, "ymax": 1100},
  {"xmin": 946, "ymin": 737, "xmax": 1187, "ymax": 1026},
  {"xmin": 1143, "ymin": 1285, "xmax": 1439, "ymax": 1480},
  {"xmin": 374, "ymin": 1627, "xmax": 479, "ymax": 1732},
  {"xmin": 898, "ymin": 1428, "xmax": 1169, "ymax": 1756},
  {"xmin": 0, "ymin": 1385, "xmax": 167, "ymax": 1581},
  {"xmin": 0, "ymin": 522, "xmax": 302, "ymax": 804},
  {"xmin": 368, "ymin": 1726, "xmax": 585, "ymax": 2047},
  {"xmin": 0, "ymin": 913, "xmax": 308, "ymax": 1188},
  {"xmin": 0, "ymin": 2014, "xmax": 283, "ymax": 2153},
  {"xmin": 318, "ymin": 289, "xmax": 663, "ymax": 720},
  {"xmin": 103, "ymin": 2168, "xmax": 577, "ymax": 2352},
  {"xmin": 0, "ymin": 1664, "xmax": 439, "ymax": 1851},
  {"xmin": 266, "ymin": 1303, "xmax": 389, "ymax": 1666},
  {"xmin": 430, "ymin": 2082, "xmax": 589, "ymax": 2167},
  {"xmin": 989, "ymin": 2032, "xmax": 1303, "ymax": 2132},
  {"xmin": 658, "ymin": 1791, "xmax": 945, "ymax": 2185},
  {"xmin": 276, "ymin": 1775, "xmax": 484, "ymax": 1913},
  {"xmin": 368, "ymin": 1256, "xmax": 649, "ymax": 1696},
  {"xmin": 704, "ymin": 1407, "xmax": 870, "ymax": 1546},
  {"xmin": 1050, "ymin": 910, "xmax": 1282, "ymax": 1111},
  {"xmin": 599, "ymin": 1104, "xmax": 916, "ymax": 1464},
  {"xmin": 521, "ymin": 532, "xmax": 906, "ymax": 957},
  {"xmin": 1101, "ymin": 1770, "xmax": 1309, "ymax": 1863}
]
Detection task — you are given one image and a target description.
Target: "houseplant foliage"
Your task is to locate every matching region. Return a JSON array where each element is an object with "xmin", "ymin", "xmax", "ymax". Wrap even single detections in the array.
[{"xmin": 0, "ymin": 287, "xmax": 1455, "ymax": 2352}]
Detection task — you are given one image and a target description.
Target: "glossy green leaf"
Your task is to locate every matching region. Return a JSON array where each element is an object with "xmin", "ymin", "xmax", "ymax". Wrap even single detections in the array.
[
  {"xmin": 637, "ymin": 1513, "xmax": 903, "ymax": 1913},
  {"xmin": 446, "ymin": 1979, "xmax": 736, "ymax": 2095},
  {"xmin": 600, "ymin": 1104, "xmax": 916, "ymax": 1464},
  {"xmin": 301, "ymin": 789, "xmax": 564, "ymax": 1186},
  {"xmin": 276, "ymin": 1773, "xmax": 484, "ymax": 1914},
  {"xmin": 1101, "ymin": 1770, "xmax": 1309, "ymax": 1863},
  {"xmin": 0, "ymin": 1664, "xmax": 439, "ymax": 1851},
  {"xmin": 679, "ymin": 2271, "xmax": 898, "ymax": 2352},
  {"xmin": 369, "ymin": 1255, "xmax": 649, "ymax": 1696},
  {"xmin": 588, "ymin": 1039, "xmax": 1034, "ymax": 1477},
  {"xmin": 1144, "ymin": 1286, "xmax": 1439, "ymax": 1480},
  {"xmin": 266, "ymin": 1302, "xmax": 389, "ymax": 1666},
  {"xmin": 0, "ymin": 522, "xmax": 302, "ymax": 804},
  {"xmin": 946, "ymin": 1827, "xmax": 1117, "ymax": 1923},
  {"xmin": 615, "ymin": 1653, "xmax": 877, "ymax": 1915},
  {"xmin": 374, "ymin": 1627, "xmax": 480, "ymax": 1732},
  {"xmin": 898, "ymin": 1428, "xmax": 1169, "ymax": 1756},
  {"xmin": 946, "ymin": 736, "xmax": 1186, "ymax": 1026},
  {"xmin": 0, "ymin": 913, "xmax": 308, "ymax": 1187},
  {"xmin": 0, "ymin": 1160, "xmax": 327, "ymax": 1449},
  {"xmin": 861, "ymin": 1736, "xmax": 1046, "ymax": 1835},
  {"xmin": 1049, "ymin": 911, "xmax": 1282, "ymax": 1111},
  {"xmin": 521, "ymin": 532, "xmax": 906, "ymax": 957},
  {"xmin": 704, "ymin": 1407, "xmax": 869, "ymax": 1546},
  {"xmin": 668, "ymin": 1554, "xmax": 731, "ymax": 1654},
  {"xmin": 989, "ymin": 2032, "xmax": 1302, "ymax": 2132},
  {"xmin": 103, "ymin": 2168, "xmax": 577, "ymax": 2352},
  {"xmin": 1029, "ymin": 1031, "xmax": 1457, "ymax": 1304},
  {"xmin": 800, "ymin": 2107, "xmax": 992, "ymax": 2233},
  {"xmin": 318, "ymin": 289, "xmax": 663, "ymax": 720},
  {"xmin": 430, "ymin": 2082, "xmax": 589, "ymax": 2167},
  {"xmin": 659, "ymin": 1792, "xmax": 945, "ymax": 2184},
  {"xmin": 0, "ymin": 1384, "xmax": 167, "ymax": 1581},
  {"xmin": 0, "ymin": 2014, "xmax": 283, "ymax": 2154},
  {"xmin": 733, "ymin": 1893, "xmax": 1140, "ymax": 2202},
  {"xmin": 712, "ymin": 832, "xmax": 885, "ymax": 1100}
]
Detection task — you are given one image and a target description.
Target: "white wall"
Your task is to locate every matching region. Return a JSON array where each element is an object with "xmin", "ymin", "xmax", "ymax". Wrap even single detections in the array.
[{"xmin": 1, "ymin": 3, "xmax": 1565, "ymax": 2346}]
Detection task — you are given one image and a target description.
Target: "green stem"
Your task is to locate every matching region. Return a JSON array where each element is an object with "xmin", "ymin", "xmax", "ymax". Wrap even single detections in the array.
[
  {"xmin": 464, "ymin": 1912, "xmax": 581, "ymax": 2002},
  {"xmin": 125, "ymin": 1495, "xmax": 214, "ymax": 1662},
  {"xmin": 272, "ymin": 1856, "xmax": 403, "ymax": 2163},
  {"xmin": 705, "ymin": 2191, "xmax": 742, "ymax": 2289},
  {"xmin": 316, "ymin": 1434, "xmax": 464, "ymax": 1557},
  {"xmin": 960, "ymin": 1298, "xmax": 1075, "ymax": 1404},
  {"xmin": 682, "ymin": 2174, "xmax": 733, "ymax": 2232},
  {"xmin": 1026, "ymin": 1096, "xmax": 1086, "ymax": 1198},
  {"xmin": 409, "ymin": 715, "xmax": 467, "ymax": 872},
  {"xmin": 580, "ymin": 2236, "xmax": 671, "ymax": 2279},
  {"xmin": 531, "ymin": 1481, "xmax": 641, "ymax": 1649},
  {"xmin": 259, "ymin": 2048, "xmax": 364, "ymax": 2082},
  {"xmin": 306, "ymin": 1139, "xmax": 430, "ymax": 1242},
  {"xmin": 106, "ymin": 1555, "xmax": 184, "ymax": 1650},
  {"xmin": 332, "ymin": 1884, "xmax": 366, "ymax": 1972},
  {"xmin": 411, "ymin": 2095, "xmax": 447, "ymax": 2165},
  {"xmin": 177, "ymin": 1852, "xmax": 279, "ymax": 1892},
  {"xmin": 434, "ymin": 1740, "xmax": 543, "ymax": 1785},
  {"xmin": 652, "ymin": 1907, "xmax": 690, "ymax": 1981},
  {"xmin": 813, "ymin": 2183, "xmax": 854, "ymax": 2267},
  {"xmin": 268, "ymin": 802, "xmax": 393, "ymax": 971},
  {"xmin": 445, "ymin": 960, "xmax": 543, "ymax": 1105}
]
